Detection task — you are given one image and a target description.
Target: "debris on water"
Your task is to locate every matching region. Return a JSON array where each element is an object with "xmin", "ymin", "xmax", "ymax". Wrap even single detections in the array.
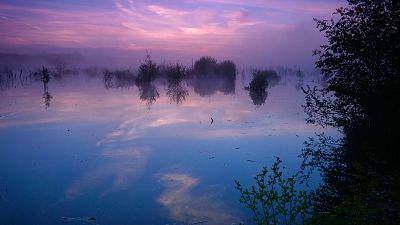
[
  {"xmin": 247, "ymin": 159, "xmax": 257, "ymax": 163},
  {"xmin": 210, "ymin": 117, "xmax": 214, "ymax": 124},
  {"xmin": 235, "ymin": 147, "xmax": 240, "ymax": 150},
  {"xmin": 60, "ymin": 217, "xmax": 96, "ymax": 222},
  {"xmin": 190, "ymin": 220, "xmax": 208, "ymax": 225}
]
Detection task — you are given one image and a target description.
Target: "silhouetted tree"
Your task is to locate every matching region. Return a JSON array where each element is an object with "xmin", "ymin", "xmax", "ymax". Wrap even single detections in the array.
[
  {"xmin": 136, "ymin": 54, "xmax": 158, "ymax": 84},
  {"xmin": 246, "ymin": 70, "xmax": 269, "ymax": 106},
  {"xmin": 41, "ymin": 66, "xmax": 50, "ymax": 91},
  {"xmin": 166, "ymin": 63, "xmax": 187, "ymax": 85},
  {"xmin": 188, "ymin": 57, "xmax": 237, "ymax": 96},
  {"xmin": 40, "ymin": 66, "xmax": 52, "ymax": 109},
  {"xmin": 216, "ymin": 60, "xmax": 236, "ymax": 79},
  {"xmin": 192, "ymin": 56, "xmax": 217, "ymax": 75},
  {"xmin": 302, "ymin": 1, "xmax": 400, "ymax": 224}
]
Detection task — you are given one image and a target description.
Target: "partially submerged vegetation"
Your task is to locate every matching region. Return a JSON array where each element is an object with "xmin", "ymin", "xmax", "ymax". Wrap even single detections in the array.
[
  {"xmin": 101, "ymin": 55, "xmax": 238, "ymax": 101},
  {"xmin": 238, "ymin": 0, "xmax": 400, "ymax": 224},
  {"xmin": 245, "ymin": 70, "xmax": 271, "ymax": 106},
  {"xmin": 0, "ymin": 54, "xmax": 305, "ymax": 108},
  {"xmin": 235, "ymin": 158, "xmax": 311, "ymax": 225}
]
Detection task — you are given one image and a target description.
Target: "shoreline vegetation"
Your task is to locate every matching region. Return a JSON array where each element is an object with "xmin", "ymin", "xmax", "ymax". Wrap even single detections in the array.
[
  {"xmin": 0, "ymin": 55, "xmax": 308, "ymax": 107},
  {"xmin": 236, "ymin": 0, "xmax": 400, "ymax": 224}
]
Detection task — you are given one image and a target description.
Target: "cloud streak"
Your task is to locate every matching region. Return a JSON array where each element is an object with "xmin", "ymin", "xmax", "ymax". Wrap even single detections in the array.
[{"xmin": 0, "ymin": 0, "xmax": 343, "ymax": 64}]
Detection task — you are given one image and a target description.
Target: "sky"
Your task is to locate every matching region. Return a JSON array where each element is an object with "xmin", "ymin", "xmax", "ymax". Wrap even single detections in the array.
[{"xmin": 0, "ymin": 0, "xmax": 345, "ymax": 67}]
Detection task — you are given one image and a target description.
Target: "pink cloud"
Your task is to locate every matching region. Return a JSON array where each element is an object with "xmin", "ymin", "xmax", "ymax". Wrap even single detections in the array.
[{"xmin": 0, "ymin": 0, "xmax": 344, "ymax": 65}]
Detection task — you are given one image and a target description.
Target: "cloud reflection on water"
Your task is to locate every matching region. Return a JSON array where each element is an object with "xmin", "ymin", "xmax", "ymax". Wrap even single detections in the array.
[
  {"xmin": 64, "ymin": 147, "xmax": 149, "ymax": 200},
  {"xmin": 158, "ymin": 173, "xmax": 240, "ymax": 225}
]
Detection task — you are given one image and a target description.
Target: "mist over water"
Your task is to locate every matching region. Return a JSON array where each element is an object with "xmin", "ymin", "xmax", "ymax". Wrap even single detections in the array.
[{"xmin": 0, "ymin": 54, "xmax": 336, "ymax": 225}]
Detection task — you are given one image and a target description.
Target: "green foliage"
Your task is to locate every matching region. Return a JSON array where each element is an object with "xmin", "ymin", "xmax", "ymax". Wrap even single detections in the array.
[{"xmin": 235, "ymin": 158, "xmax": 311, "ymax": 225}]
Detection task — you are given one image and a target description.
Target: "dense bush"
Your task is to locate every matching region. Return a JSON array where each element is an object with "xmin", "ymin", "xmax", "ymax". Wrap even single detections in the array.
[
  {"xmin": 192, "ymin": 56, "xmax": 217, "ymax": 75},
  {"xmin": 136, "ymin": 54, "xmax": 158, "ymax": 84}
]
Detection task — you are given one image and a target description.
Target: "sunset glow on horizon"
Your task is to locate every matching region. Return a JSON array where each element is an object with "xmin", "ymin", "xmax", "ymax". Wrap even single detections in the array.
[{"xmin": 0, "ymin": 0, "xmax": 344, "ymax": 66}]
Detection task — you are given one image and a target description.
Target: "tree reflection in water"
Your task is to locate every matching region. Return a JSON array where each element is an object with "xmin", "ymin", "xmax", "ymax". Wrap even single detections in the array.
[
  {"xmin": 300, "ymin": 1, "xmax": 400, "ymax": 223},
  {"xmin": 165, "ymin": 63, "xmax": 189, "ymax": 104},
  {"xmin": 41, "ymin": 66, "xmax": 52, "ymax": 109},
  {"xmin": 137, "ymin": 83, "xmax": 160, "ymax": 107},
  {"xmin": 188, "ymin": 57, "xmax": 236, "ymax": 97}
]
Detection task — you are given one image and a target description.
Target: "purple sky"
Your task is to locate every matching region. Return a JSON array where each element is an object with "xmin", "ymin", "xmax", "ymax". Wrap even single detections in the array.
[{"xmin": 0, "ymin": 0, "xmax": 345, "ymax": 67}]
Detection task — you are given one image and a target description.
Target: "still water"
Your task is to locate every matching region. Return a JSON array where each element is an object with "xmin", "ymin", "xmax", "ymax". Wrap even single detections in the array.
[{"xmin": 0, "ymin": 69, "xmax": 329, "ymax": 224}]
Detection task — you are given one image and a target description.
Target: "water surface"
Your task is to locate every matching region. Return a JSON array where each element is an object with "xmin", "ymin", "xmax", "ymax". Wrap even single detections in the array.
[{"xmin": 0, "ymin": 70, "xmax": 330, "ymax": 225}]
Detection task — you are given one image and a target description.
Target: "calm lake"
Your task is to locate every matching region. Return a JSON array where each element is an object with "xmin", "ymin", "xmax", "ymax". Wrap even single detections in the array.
[{"xmin": 0, "ymin": 65, "xmax": 333, "ymax": 225}]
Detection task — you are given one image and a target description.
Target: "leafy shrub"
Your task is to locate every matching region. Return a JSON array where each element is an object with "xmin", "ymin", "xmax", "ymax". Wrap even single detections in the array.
[{"xmin": 235, "ymin": 158, "xmax": 311, "ymax": 225}]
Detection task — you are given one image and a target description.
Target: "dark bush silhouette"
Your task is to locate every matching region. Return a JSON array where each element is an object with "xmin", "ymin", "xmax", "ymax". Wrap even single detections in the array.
[
  {"xmin": 136, "ymin": 54, "xmax": 158, "ymax": 84},
  {"xmin": 192, "ymin": 56, "xmax": 217, "ymax": 75},
  {"xmin": 166, "ymin": 63, "xmax": 187, "ymax": 84},
  {"xmin": 245, "ymin": 70, "xmax": 270, "ymax": 106},
  {"xmin": 188, "ymin": 56, "xmax": 237, "ymax": 96},
  {"xmin": 301, "ymin": 0, "xmax": 400, "ymax": 223},
  {"xmin": 216, "ymin": 60, "xmax": 236, "ymax": 78},
  {"xmin": 248, "ymin": 70, "xmax": 269, "ymax": 92}
]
